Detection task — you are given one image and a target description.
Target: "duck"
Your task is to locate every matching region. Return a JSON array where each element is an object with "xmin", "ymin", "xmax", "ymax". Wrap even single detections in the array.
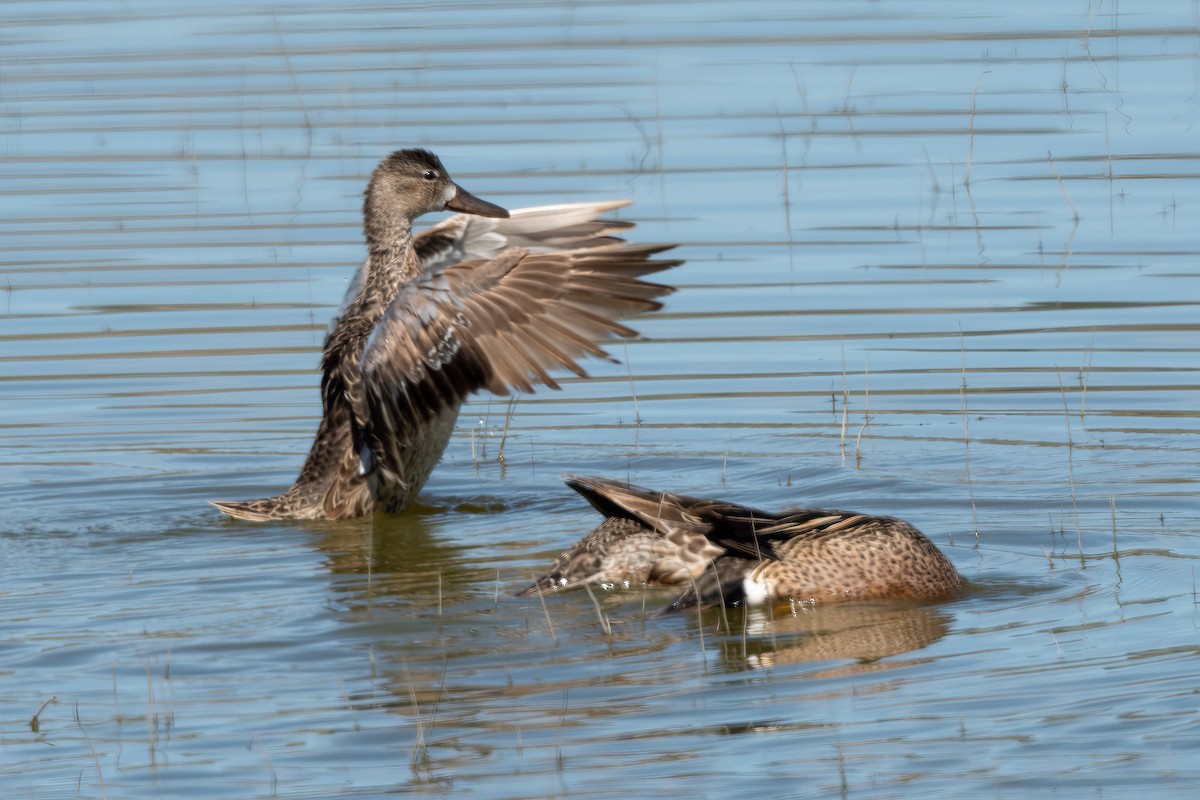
[
  {"xmin": 212, "ymin": 149, "xmax": 680, "ymax": 520},
  {"xmin": 518, "ymin": 475, "xmax": 962, "ymax": 608}
]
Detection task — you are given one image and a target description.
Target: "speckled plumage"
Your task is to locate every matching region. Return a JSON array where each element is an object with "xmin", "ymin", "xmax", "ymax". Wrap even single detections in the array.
[
  {"xmin": 211, "ymin": 151, "xmax": 680, "ymax": 520},
  {"xmin": 519, "ymin": 475, "xmax": 962, "ymax": 608}
]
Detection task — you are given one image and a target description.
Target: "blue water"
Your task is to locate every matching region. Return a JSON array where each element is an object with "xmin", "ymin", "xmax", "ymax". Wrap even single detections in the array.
[{"xmin": 3, "ymin": 1, "xmax": 1200, "ymax": 797}]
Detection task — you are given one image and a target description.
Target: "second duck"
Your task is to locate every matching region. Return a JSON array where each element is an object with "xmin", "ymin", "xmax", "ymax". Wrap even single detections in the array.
[{"xmin": 519, "ymin": 475, "xmax": 962, "ymax": 608}]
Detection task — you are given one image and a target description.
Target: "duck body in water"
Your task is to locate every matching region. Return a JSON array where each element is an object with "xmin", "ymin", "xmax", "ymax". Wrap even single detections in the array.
[
  {"xmin": 212, "ymin": 150, "xmax": 679, "ymax": 520},
  {"xmin": 519, "ymin": 475, "xmax": 962, "ymax": 608}
]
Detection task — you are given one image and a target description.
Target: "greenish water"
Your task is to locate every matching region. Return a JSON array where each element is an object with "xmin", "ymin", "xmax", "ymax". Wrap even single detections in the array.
[{"xmin": 3, "ymin": 1, "xmax": 1200, "ymax": 797}]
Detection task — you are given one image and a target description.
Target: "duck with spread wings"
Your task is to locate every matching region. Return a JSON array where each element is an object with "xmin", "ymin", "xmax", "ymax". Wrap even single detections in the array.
[{"xmin": 212, "ymin": 150, "xmax": 680, "ymax": 520}]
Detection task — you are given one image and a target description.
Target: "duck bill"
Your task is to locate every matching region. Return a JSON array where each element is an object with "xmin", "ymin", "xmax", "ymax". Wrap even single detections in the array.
[{"xmin": 445, "ymin": 184, "xmax": 509, "ymax": 218}]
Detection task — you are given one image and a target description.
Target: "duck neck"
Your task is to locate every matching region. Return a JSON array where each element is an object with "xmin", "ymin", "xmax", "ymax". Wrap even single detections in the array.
[{"xmin": 358, "ymin": 221, "xmax": 420, "ymax": 319}]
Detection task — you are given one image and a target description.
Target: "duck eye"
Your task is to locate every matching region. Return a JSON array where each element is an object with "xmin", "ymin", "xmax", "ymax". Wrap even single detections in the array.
[{"xmin": 422, "ymin": 170, "xmax": 437, "ymax": 181}]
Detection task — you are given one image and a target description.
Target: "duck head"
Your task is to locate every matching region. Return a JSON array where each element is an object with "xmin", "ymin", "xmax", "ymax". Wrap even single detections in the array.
[{"xmin": 363, "ymin": 148, "xmax": 508, "ymax": 242}]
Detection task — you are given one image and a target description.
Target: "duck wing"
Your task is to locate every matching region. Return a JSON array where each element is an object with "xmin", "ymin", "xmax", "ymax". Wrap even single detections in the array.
[
  {"xmin": 564, "ymin": 476, "xmax": 883, "ymax": 562},
  {"xmin": 415, "ymin": 200, "xmax": 636, "ymax": 271},
  {"xmin": 357, "ymin": 244, "xmax": 679, "ymax": 485},
  {"xmin": 333, "ymin": 201, "xmax": 647, "ymax": 331},
  {"xmin": 706, "ymin": 508, "xmax": 895, "ymax": 560},
  {"xmin": 564, "ymin": 474, "xmax": 722, "ymax": 534}
]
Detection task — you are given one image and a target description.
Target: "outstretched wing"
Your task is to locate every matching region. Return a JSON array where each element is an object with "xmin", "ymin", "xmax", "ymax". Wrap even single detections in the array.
[
  {"xmin": 357, "ymin": 243, "xmax": 679, "ymax": 483},
  {"xmin": 414, "ymin": 200, "xmax": 636, "ymax": 271},
  {"xmin": 333, "ymin": 200, "xmax": 637, "ymax": 333}
]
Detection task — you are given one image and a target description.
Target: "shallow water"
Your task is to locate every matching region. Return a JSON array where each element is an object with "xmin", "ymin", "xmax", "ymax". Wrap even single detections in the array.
[{"xmin": 3, "ymin": 0, "xmax": 1200, "ymax": 797}]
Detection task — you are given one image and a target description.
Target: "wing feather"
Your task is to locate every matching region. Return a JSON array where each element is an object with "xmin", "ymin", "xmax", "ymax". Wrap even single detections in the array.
[
  {"xmin": 413, "ymin": 199, "xmax": 638, "ymax": 273},
  {"xmin": 358, "ymin": 241, "xmax": 678, "ymax": 482}
]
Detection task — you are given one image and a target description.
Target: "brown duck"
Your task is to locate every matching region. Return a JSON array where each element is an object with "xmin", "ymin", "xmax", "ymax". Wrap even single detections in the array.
[
  {"xmin": 212, "ymin": 150, "xmax": 679, "ymax": 520},
  {"xmin": 519, "ymin": 475, "xmax": 962, "ymax": 608}
]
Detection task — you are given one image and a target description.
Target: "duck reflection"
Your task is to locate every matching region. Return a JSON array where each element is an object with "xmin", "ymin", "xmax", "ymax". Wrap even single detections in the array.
[
  {"xmin": 706, "ymin": 600, "xmax": 952, "ymax": 673},
  {"xmin": 300, "ymin": 506, "xmax": 481, "ymax": 605}
]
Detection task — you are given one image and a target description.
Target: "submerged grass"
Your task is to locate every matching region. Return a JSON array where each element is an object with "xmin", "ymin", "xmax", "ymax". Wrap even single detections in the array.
[
  {"xmin": 1056, "ymin": 370, "xmax": 1084, "ymax": 564},
  {"xmin": 959, "ymin": 329, "xmax": 979, "ymax": 544}
]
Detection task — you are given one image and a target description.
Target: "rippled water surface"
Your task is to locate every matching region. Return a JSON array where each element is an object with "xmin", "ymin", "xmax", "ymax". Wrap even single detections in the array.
[{"xmin": 4, "ymin": 1, "xmax": 1200, "ymax": 797}]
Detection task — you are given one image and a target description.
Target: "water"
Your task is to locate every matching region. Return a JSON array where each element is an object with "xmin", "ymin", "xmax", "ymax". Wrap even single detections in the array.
[{"xmin": 3, "ymin": 1, "xmax": 1200, "ymax": 796}]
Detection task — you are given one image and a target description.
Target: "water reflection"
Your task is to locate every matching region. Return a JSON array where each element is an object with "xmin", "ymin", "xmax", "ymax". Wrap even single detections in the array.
[
  {"xmin": 709, "ymin": 601, "xmax": 953, "ymax": 673},
  {"xmin": 303, "ymin": 512, "xmax": 480, "ymax": 603}
]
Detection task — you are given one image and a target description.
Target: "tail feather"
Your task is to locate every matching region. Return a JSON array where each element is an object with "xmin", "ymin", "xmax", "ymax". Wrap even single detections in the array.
[
  {"xmin": 515, "ymin": 574, "xmax": 578, "ymax": 598},
  {"xmin": 209, "ymin": 495, "xmax": 315, "ymax": 521}
]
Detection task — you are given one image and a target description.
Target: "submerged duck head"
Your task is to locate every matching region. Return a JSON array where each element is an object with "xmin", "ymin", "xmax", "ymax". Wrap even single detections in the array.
[{"xmin": 364, "ymin": 149, "xmax": 508, "ymax": 241}]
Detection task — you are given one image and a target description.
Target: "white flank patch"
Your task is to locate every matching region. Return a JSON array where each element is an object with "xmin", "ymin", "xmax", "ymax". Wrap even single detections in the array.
[{"xmin": 742, "ymin": 574, "xmax": 771, "ymax": 606}]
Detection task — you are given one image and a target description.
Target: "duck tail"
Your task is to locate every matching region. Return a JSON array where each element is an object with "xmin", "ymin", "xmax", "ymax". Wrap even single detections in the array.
[
  {"xmin": 209, "ymin": 493, "xmax": 316, "ymax": 521},
  {"xmin": 514, "ymin": 576, "xmax": 561, "ymax": 598}
]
